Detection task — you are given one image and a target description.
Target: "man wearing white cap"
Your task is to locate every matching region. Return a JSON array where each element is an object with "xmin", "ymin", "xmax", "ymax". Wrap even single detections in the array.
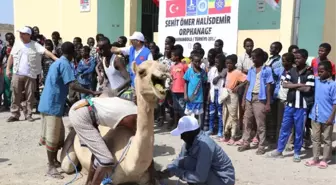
[
  {"xmin": 111, "ymin": 31, "xmax": 153, "ymax": 87},
  {"xmin": 157, "ymin": 116, "xmax": 235, "ymax": 185},
  {"xmin": 6, "ymin": 26, "xmax": 58, "ymax": 122}
]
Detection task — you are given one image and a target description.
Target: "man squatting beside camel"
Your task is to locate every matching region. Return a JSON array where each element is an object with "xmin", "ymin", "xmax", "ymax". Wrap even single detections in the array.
[{"xmin": 157, "ymin": 116, "xmax": 235, "ymax": 185}]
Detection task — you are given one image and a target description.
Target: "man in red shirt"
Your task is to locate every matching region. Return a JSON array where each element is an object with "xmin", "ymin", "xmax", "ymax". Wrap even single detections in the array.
[{"xmin": 311, "ymin": 43, "xmax": 335, "ymax": 79}]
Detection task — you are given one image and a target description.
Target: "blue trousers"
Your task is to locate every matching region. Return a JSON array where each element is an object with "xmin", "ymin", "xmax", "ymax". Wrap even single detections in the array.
[
  {"xmin": 209, "ymin": 90, "xmax": 223, "ymax": 136},
  {"xmin": 277, "ymin": 106, "xmax": 306, "ymax": 155}
]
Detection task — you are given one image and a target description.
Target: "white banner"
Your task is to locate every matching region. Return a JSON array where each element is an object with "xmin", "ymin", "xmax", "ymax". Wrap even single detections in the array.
[{"xmin": 159, "ymin": 0, "xmax": 239, "ymax": 56}]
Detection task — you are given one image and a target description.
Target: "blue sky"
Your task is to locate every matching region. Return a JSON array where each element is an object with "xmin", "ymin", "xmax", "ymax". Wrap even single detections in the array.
[{"xmin": 0, "ymin": 0, "xmax": 14, "ymax": 24}]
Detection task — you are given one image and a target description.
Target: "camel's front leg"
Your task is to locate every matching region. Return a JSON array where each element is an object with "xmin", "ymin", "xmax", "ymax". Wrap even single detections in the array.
[{"xmin": 138, "ymin": 160, "xmax": 158, "ymax": 185}]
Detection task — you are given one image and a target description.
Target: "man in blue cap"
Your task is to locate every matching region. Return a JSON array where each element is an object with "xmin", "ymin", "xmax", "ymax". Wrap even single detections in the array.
[{"xmin": 157, "ymin": 116, "xmax": 235, "ymax": 185}]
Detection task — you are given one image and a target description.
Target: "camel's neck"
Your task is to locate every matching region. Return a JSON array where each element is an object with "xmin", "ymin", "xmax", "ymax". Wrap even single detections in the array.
[
  {"xmin": 135, "ymin": 96, "xmax": 154, "ymax": 137},
  {"xmin": 124, "ymin": 94, "xmax": 155, "ymax": 173}
]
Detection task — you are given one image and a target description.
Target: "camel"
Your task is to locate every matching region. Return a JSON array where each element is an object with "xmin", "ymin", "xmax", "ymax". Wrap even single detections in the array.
[{"xmin": 61, "ymin": 60, "xmax": 170, "ymax": 184}]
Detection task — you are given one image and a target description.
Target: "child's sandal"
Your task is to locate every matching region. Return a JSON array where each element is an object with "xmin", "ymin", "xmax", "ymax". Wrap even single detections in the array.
[
  {"xmin": 304, "ymin": 160, "xmax": 319, "ymax": 167},
  {"xmin": 252, "ymin": 137, "xmax": 259, "ymax": 145},
  {"xmin": 234, "ymin": 139, "xmax": 244, "ymax": 146},
  {"xmin": 318, "ymin": 161, "xmax": 328, "ymax": 169},
  {"xmin": 227, "ymin": 139, "xmax": 235, "ymax": 146},
  {"xmin": 219, "ymin": 137, "xmax": 230, "ymax": 143}
]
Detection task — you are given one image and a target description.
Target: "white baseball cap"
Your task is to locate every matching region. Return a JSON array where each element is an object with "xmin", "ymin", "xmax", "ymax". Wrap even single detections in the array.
[
  {"xmin": 171, "ymin": 116, "xmax": 200, "ymax": 136},
  {"xmin": 129, "ymin": 31, "xmax": 145, "ymax": 42},
  {"xmin": 17, "ymin": 26, "xmax": 32, "ymax": 35}
]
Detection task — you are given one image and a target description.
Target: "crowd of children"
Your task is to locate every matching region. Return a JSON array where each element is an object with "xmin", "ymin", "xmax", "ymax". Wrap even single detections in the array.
[
  {"xmin": 0, "ymin": 27, "xmax": 335, "ymax": 169},
  {"xmin": 158, "ymin": 37, "xmax": 335, "ymax": 168}
]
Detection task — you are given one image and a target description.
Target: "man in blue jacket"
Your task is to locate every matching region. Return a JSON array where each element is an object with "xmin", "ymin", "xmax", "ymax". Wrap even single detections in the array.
[
  {"xmin": 157, "ymin": 116, "xmax": 235, "ymax": 185},
  {"xmin": 111, "ymin": 31, "xmax": 153, "ymax": 87}
]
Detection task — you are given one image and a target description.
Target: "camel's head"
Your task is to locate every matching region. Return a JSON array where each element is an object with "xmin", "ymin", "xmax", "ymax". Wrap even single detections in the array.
[{"xmin": 133, "ymin": 60, "xmax": 171, "ymax": 103}]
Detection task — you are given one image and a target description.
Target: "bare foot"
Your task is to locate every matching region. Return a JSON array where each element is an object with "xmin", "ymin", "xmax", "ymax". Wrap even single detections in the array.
[
  {"xmin": 47, "ymin": 165, "xmax": 64, "ymax": 179},
  {"xmin": 54, "ymin": 160, "xmax": 61, "ymax": 168}
]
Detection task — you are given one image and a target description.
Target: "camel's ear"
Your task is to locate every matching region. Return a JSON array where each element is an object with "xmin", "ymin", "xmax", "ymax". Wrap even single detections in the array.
[
  {"xmin": 137, "ymin": 67, "xmax": 147, "ymax": 78},
  {"xmin": 131, "ymin": 61, "xmax": 137, "ymax": 74}
]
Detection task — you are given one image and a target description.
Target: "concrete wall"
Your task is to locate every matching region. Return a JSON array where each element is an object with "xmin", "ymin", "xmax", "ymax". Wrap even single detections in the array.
[
  {"xmin": 323, "ymin": 0, "xmax": 336, "ymax": 62},
  {"xmin": 237, "ymin": 30, "xmax": 280, "ymax": 56},
  {"xmin": 298, "ymin": 0, "xmax": 326, "ymax": 58},
  {"xmin": 13, "ymin": 0, "xmax": 98, "ymax": 42}
]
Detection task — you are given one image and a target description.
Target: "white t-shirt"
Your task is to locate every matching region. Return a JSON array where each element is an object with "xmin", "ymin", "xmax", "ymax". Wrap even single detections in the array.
[
  {"xmin": 120, "ymin": 46, "xmax": 153, "ymax": 61},
  {"xmin": 208, "ymin": 66, "xmax": 223, "ymax": 90},
  {"xmin": 14, "ymin": 41, "xmax": 45, "ymax": 77}
]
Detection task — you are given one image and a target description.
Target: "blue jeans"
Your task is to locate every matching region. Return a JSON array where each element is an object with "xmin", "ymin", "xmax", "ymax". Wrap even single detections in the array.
[
  {"xmin": 177, "ymin": 157, "xmax": 233, "ymax": 185},
  {"xmin": 80, "ymin": 84, "xmax": 91, "ymax": 99},
  {"xmin": 277, "ymin": 106, "xmax": 307, "ymax": 155},
  {"xmin": 209, "ymin": 90, "xmax": 223, "ymax": 136}
]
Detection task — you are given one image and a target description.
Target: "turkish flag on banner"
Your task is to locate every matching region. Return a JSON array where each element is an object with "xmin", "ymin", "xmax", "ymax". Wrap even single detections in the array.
[
  {"xmin": 152, "ymin": 0, "xmax": 159, "ymax": 7},
  {"xmin": 166, "ymin": 0, "xmax": 186, "ymax": 18},
  {"xmin": 265, "ymin": 0, "xmax": 280, "ymax": 10}
]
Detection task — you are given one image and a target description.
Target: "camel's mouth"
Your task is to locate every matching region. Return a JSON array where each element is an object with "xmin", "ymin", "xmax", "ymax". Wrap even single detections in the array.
[{"xmin": 151, "ymin": 74, "xmax": 168, "ymax": 99}]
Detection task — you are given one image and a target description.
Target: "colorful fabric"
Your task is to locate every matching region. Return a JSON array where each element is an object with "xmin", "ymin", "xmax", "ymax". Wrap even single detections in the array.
[
  {"xmin": 77, "ymin": 57, "xmax": 96, "ymax": 85},
  {"xmin": 171, "ymin": 62, "xmax": 188, "ymax": 93},
  {"xmin": 184, "ymin": 68, "xmax": 207, "ymax": 103},
  {"xmin": 185, "ymin": 102, "xmax": 203, "ymax": 115},
  {"xmin": 225, "ymin": 69, "xmax": 246, "ymax": 90},
  {"xmin": 128, "ymin": 46, "xmax": 151, "ymax": 87},
  {"xmin": 311, "ymin": 58, "xmax": 335, "ymax": 76},
  {"xmin": 209, "ymin": 90, "xmax": 223, "ymax": 135},
  {"xmin": 39, "ymin": 114, "xmax": 65, "ymax": 152}
]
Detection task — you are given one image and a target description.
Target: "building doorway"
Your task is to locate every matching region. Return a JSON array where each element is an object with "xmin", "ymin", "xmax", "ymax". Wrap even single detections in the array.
[{"xmin": 141, "ymin": 0, "xmax": 159, "ymax": 42}]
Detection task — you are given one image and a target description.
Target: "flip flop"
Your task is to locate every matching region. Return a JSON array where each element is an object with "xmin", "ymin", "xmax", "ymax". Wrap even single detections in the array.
[
  {"xmin": 227, "ymin": 139, "xmax": 235, "ymax": 146},
  {"xmin": 234, "ymin": 139, "xmax": 244, "ymax": 146},
  {"xmin": 252, "ymin": 137, "xmax": 259, "ymax": 145},
  {"xmin": 318, "ymin": 161, "xmax": 328, "ymax": 169},
  {"xmin": 304, "ymin": 160, "xmax": 319, "ymax": 167},
  {"xmin": 46, "ymin": 172, "xmax": 64, "ymax": 179}
]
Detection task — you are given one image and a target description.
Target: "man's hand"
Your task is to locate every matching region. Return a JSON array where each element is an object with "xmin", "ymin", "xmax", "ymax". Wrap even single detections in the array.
[
  {"xmin": 156, "ymin": 169, "xmax": 174, "ymax": 179},
  {"xmin": 232, "ymin": 86, "xmax": 239, "ymax": 93},
  {"xmin": 6, "ymin": 69, "xmax": 12, "ymax": 79},
  {"xmin": 264, "ymin": 103, "xmax": 271, "ymax": 113},
  {"xmin": 241, "ymin": 100, "xmax": 246, "ymax": 111},
  {"xmin": 92, "ymin": 91, "xmax": 102, "ymax": 97},
  {"xmin": 326, "ymin": 117, "xmax": 333, "ymax": 125},
  {"xmin": 184, "ymin": 94, "xmax": 189, "ymax": 102}
]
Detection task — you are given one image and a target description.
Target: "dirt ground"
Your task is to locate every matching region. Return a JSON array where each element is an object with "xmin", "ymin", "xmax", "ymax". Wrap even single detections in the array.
[{"xmin": 0, "ymin": 111, "xmax": 335, "ymax": 185}]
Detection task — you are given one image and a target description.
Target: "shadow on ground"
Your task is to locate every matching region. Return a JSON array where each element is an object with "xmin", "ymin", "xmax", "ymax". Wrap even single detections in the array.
[
  {"xmin": 0, "ymin": 158, "xmax": 9, "ymax": 163},
  {"xmin": 154, "ymin": 144, "xmax": 176, "ymax": 157}
]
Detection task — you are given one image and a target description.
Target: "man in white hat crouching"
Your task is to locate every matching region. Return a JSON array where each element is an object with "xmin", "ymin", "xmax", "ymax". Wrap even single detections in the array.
[{"xmin": 157, "ymin": 116, "xmax": 235, "ymax": 185}]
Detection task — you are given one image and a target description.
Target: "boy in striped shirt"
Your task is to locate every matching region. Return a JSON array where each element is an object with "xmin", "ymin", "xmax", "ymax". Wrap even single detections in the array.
[{"xmin": 270, "ymin": 49, "xmax": 315, "ymax": 162}]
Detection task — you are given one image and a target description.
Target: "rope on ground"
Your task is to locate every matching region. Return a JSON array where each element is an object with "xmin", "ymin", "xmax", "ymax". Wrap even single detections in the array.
[{"xmin": 64, "ymin": 143, "xmax": 79, "ymax": 185}]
